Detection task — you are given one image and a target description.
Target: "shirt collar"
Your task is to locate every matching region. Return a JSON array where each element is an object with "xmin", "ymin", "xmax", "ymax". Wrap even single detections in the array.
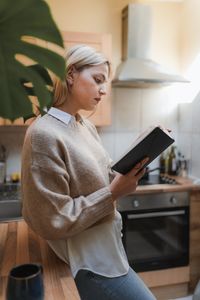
[{"xmin": 47, "ymin": 107, "xmax": 83, "ymax": 125}]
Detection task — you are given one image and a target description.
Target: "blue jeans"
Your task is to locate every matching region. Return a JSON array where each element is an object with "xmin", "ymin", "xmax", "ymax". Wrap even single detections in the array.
[{"xmin": 74, "ymin": 267, "xmax": 156, "ymax": 300}]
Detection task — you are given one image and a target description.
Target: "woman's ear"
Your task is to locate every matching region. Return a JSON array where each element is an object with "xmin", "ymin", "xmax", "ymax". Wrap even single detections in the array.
[{"xmin": 66, "ymin": 66, "xmax": 76, "ymax": 86}]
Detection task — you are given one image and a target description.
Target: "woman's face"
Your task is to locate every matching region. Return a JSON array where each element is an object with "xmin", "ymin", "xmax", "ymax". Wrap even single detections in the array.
[{"xmin": 68, "ymin": 63, "xmax": 109, "ymax": 113}]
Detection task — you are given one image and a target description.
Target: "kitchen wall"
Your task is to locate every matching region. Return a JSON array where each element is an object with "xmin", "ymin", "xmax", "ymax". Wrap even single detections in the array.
[
  {"xmin": 46, "ymin": 0, "xmax": 183, "ymax": 73},
  {"xmin": 46, "ymin": 0, "xmax": 182, "ymax": 167},
  {"xmin": 99, "ymin": 87, "xmax": 178, "ymax": 166},
  {"xmin": 0, "ymin": 0, "xmax": 185, "ymax": 176},
  {"xmin": 177, "ymin": 0, "xmax": 200, "ymax": 178}
]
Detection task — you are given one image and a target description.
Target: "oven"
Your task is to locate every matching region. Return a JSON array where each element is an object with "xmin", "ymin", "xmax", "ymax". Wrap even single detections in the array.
[{"xmin": 117, "ymin": 185, "xmax": 189, "ymax": 272}]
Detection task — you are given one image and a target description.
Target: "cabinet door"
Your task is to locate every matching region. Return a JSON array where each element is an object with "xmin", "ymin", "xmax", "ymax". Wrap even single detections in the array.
[
  {"xmin": 189, "ymin": 190, "xmax": 200, "ymax": 291},
  {"xmin": 61, "ymin": 31, "xmax": 112, "ymax": 126}
]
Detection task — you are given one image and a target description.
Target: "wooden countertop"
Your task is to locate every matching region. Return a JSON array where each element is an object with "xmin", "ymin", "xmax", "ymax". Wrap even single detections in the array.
[
  {"xmin": 134, "ymin": 175, "xmax": 200, "ymax": 195},
  {"xmin": 0, "ymin": 176, "xmax": 199, "ymax": 299},
  {"xmin": 0, "ymin": 220, "xmax": 80, "ymax": 300}
]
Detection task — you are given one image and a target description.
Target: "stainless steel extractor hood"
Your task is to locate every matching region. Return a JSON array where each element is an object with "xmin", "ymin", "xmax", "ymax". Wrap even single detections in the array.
[{"xmin": 112, "ymin": 4, "xmax": 189, "ymax": 88}]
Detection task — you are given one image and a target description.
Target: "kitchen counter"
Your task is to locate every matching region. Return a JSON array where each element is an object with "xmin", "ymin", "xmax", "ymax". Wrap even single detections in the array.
[
  {"xmin": 135, "ymin": 175, "xmax": 200, "ymax": 194},
  {"xmin": 0, "ymin": 220, "xmax": 80, "ymax": 300},
  {"xmin": 0, "ymin": 177, "xmax": 199, "ymax": 299}
]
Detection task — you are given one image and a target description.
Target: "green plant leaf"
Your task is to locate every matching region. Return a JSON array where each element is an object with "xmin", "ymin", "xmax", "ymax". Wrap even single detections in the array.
[{"xmin": 0, "ymin": 0, "xmax": 65, "ymax": 120}]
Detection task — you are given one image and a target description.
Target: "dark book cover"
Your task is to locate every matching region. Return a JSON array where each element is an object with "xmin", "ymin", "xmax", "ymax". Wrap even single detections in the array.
[{"xmin": 111, "ymin": 126, "xmax": 175, "ymax": 175}]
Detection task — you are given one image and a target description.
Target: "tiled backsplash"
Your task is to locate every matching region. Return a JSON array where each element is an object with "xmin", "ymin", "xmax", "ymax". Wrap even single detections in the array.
[
  {"xmin": 2, "ymin": 86, "xmax": 199, "ymax": 179},
  {"xmin": 178, "ymin": 95, "xmax": 200, "ymax": 178},
  {"xmin": 98, "ymin": 87, "xmax": 179, "ymax": 171}
]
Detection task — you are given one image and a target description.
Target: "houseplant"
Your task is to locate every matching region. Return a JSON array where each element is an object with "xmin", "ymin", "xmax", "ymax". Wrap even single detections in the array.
[{"xmin": 0, "ymin": 0, "xmax": 65, "ymax": 121}]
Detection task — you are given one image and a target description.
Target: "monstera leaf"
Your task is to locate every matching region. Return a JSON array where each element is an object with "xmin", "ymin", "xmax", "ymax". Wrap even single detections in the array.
[
  {"xmin": 20, "ymin": 64, "xmax": 54, "ymax": 121},
  {"xmin": 0, "ymin": 0, "xmax": 65, "ymax": 121}
]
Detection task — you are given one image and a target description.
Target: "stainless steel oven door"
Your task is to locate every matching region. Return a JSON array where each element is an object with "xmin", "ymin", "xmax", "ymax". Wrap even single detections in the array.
[{"xmin": 120, "ymin": 206, "xmax": 189, "ymax": 272}]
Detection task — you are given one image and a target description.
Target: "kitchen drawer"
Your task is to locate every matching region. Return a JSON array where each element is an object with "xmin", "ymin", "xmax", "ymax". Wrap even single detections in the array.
[
  {"xmin": 0, "ymin": 183, "xmax": 22, "ymax": 221},
  {"xmin": 0, "ymin": 199, "xmax": 22, "ymax": 222}
]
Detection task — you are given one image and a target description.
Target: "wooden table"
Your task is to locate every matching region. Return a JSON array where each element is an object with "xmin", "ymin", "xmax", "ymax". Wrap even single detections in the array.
[{"xmin": 0, "ymin": 220, "xmax": 80, "ymax": 300}]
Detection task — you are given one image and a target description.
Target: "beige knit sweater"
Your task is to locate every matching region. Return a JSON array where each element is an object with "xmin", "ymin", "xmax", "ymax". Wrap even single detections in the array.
[{"xmin": 21, "ymin": 114, "xmax": 115, "ymax": 240}]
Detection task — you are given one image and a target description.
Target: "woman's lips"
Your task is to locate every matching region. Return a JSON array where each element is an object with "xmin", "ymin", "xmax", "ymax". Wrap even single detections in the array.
[{"xmin": 94, "ymin": 98, "xmax": 101, "ymax": 102}]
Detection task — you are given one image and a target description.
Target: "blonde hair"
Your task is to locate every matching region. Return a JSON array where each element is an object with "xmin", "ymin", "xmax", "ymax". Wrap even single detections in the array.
[{"xmin": 53, "ymin": 44, "xmax": 111, "ymax": 108}]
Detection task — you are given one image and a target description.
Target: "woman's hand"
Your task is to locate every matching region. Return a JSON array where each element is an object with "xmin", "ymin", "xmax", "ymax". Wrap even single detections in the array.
[{"xmin": 109, "ymin": 157, "xmax": 149, "ymax": 201}]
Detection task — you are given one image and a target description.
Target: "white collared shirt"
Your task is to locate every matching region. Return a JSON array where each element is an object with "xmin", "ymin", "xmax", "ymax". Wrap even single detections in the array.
[{"xmin": 47, "ymin": 107, "xmax": 74, "ymax": 125}]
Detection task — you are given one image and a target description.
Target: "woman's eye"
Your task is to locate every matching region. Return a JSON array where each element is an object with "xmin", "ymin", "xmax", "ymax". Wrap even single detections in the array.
[{"xmin": 94, "ymin": 77, "xmax": 102, "ymax": 84}]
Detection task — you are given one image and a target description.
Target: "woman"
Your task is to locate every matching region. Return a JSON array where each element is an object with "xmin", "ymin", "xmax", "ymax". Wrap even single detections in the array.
[{"xmin": 21, "ymin": 45, "xmax": 156, "ymax": 300}]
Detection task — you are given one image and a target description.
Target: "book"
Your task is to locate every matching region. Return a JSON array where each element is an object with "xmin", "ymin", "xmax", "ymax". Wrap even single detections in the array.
[{"xmin": 111, "ymin": 126, "xmax": 175, "ymax": 175}]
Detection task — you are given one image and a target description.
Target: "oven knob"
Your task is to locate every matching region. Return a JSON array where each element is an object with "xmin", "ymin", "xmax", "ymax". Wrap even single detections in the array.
[
  {"xmin": 170, "ymin": 196, "xmax": 177, "ymax": 205},
  {"xmin": 133, "ymin": 200, "xmax": 139, "ymax": 208}
]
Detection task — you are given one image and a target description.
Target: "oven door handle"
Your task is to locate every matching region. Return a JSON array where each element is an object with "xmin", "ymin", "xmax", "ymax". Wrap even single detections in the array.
[{"xmin": 127, "ymin": 210, "xmax": 185, "ymax": 219}]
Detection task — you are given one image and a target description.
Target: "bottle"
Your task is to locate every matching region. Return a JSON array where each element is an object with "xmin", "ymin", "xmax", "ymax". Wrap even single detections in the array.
[
  {"xmin": 177, "ymin": 151, "xmax": 182, "ymax": 175},
  {"xmin": 159, "ymin": 152, "xmax": 166, "ymax": 174},
  {"xmin": 0, "ymin": 160, "xmax": 6, "ymax": 184},
  {"xmin": 168, "ymin": 146, "xmax": 177, "ymax": 175},
  {"xmin": 179, "ymin": 155, "xmax": 188, "ymax": 177},
  {"xmin": 0, "ymin": 145, "xmax": 6, "ymax": 184},
  {"xmin": 165, "ymin": 150, "xmax": 170, "ymax": 174}
]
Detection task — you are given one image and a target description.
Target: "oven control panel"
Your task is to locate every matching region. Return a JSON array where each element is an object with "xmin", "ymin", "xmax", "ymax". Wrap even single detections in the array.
[{"xmin": 117, "ymin": 191, "xmax": 189, "ymax": 211}]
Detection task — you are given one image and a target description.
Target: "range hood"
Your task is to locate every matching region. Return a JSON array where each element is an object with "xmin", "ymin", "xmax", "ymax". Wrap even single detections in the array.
[{"xmin": 112, "ymin": 4, "xmax": 189, "ymax": 88}]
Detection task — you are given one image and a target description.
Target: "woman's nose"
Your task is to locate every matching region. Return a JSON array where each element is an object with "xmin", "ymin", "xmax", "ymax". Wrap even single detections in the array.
[{"xmin": 99, "ymin": 87, "xmax": 106, "ymax": 95}]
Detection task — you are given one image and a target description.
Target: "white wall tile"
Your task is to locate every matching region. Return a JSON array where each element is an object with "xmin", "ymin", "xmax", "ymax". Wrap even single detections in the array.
[
  {"xmin": 112, "ymin": 88, "xmax": 141, "ymax": 131},
  {"xmin": 178, "ymin": 93, "xmax": 200, "ymax": 178},
  {"xmin": 0, "ymin": 87, "xmax": 182, "ymax": 179},
  {"xmin": 178, "ymin": 103, "xmax": 193, "ymax": 133},
  {"xmin": 114, "ymin": 131, "xmax": 139, "ymax": 162},
  {"xmin": 192, "ymin": 97, "xmax": 200, "ymax": 133},
  {"xmin": 191, "ymin": 133, "xmax": 200, "ymax": 177},
  {"xmin": 176, "ymin": 132, "xmax": 192, "ymax": 160},
  {"xmin": 98, "ymin": 130, "xmax": 115, "ymax": 160},
  {"xmin": 141, "ymin": 88, "xmax": 178, "ymax": 132}
]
